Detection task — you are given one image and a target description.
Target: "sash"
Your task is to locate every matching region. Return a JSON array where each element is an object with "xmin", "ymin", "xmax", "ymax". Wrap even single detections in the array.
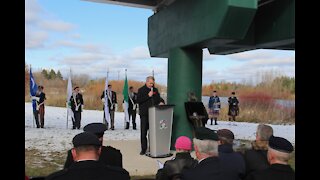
[
  {"xmin": 129, "ymin": 94, "xmax": 136, "ymax": 110},
  {"xmin": 107, "ymin": 91, "xmax": 114, "ymax": 110}
]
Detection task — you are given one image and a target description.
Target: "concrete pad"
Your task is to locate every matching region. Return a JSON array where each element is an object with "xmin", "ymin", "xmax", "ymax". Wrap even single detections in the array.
[{"xmin": 103, "ymin": 140, "xmax": 196, "ymax": 176}]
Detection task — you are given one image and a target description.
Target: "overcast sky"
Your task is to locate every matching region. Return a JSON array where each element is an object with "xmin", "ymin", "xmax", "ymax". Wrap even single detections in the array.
[{"xmin": 25, "ymin": 0, "xmax": 295, "ymax": 86}]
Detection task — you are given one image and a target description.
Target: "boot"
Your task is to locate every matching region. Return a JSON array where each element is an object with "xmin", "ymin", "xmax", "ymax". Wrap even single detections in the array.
[
  {"xmin": 210, "ymin": 119, "xmax": 213, "ymax": 125},
  {"xmin": 125, "ymin": 122, "xmax": 129, "ymax": 129},
  {"xmin": 133, "ymin": 123, "xmax": 136, "ymax": 130},
  {"xmin": 214, "ymin": 118, "xmax": 218, "ymax": 125}
]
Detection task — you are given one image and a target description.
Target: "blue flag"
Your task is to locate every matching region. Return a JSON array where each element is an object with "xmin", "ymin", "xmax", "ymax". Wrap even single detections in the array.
[{"xmin": 29, "ymin": 68, "xmax": 38, "ymax": 112}]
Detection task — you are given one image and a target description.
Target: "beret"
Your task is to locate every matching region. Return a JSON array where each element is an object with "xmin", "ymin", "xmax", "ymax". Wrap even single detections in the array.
[
  {"xmin": 83, "ymin": 123, "xmax": 107, "ymax": 134},
  {"xmin": 269, "ymin": 135, "xmax": 294, "ymax": 153},
  {"xmin": 72, "ymin": 132, "xmax": 102, "ymax": 148},
  {"xmin": 195, "ymin": 127, "xmax": 219, "ymax": 141}
]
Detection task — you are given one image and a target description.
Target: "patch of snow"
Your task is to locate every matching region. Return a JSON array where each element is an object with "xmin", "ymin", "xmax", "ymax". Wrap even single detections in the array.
[{"xmin": 25, "ymin": 102, "xmax": 295, "ymax": 154}]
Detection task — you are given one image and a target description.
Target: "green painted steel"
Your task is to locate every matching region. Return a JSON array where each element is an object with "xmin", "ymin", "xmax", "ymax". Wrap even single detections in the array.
[
  {"xmin": 208, "ymin": 0, "xmax": 295, "ymax": 54},
  {"xmin": 148, "ymin": 0, "xmax": 257, "ymax": 58},
  {"xmin": 167, "ymin": 47, "xmax": 202, "ymax": 149}
]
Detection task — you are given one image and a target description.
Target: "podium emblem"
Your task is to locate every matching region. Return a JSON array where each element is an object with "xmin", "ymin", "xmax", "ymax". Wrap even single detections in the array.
[{"xmin": 159, "ymin": 119, "xmax": 168, "ymax": 130}]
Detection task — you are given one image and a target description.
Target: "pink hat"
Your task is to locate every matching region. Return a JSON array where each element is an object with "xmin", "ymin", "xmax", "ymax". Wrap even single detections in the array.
[{"xmin": 175, "ymin": 136, "xmax": 192, "ymax": 151}]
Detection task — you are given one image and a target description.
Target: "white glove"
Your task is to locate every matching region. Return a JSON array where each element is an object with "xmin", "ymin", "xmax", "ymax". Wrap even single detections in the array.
[
  {"xmin": 115, "ymin": 104, "xmax": 118, "ymax": 111},
  {"xmin": 66, "ymin": 102, "xmax": 68, "ymax": 108},
  {"xmin": 101, "ymin": 98, "xmax": 105, "ymax": 103},
  {"xmin": 81, "ymin": 104, "xmax": 84, "ymax": 109}
]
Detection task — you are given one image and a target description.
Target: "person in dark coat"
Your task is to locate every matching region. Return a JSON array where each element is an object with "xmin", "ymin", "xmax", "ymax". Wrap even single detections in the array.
[
  {"xmin": 31, "ymin": 85, "xmax": 46, "ymax": 128},
  {"xmin": 70, "ymin": 86, "xmax": 84, "ymax": 129},
  {"xmin": 46, "ymin": 132, "xmax": 129, "ymax": 180},
  {"xmin": 217, "ymin": 129, "xmax": 246, "ymax": 180},
  {"xmin": 243, "ymin": 124, "xmax": 273, "ymax": 177},
  {"xmin": 156, "ymin": 136, "xmax": 198, "ymax": 180},
  {"xmin": 137, "ymin": 76, "xmax": 165, "ymax": 155},
  {"xmin": 64, "ymin": 123, "xmax": 123, "ymax": 169},
  {"xmin": 228, "ymin": 92, "xmax": 239, "ymax": 122},
  {"xmin": 182, "ymin": 127, "xmax": 238, "ymax": 180},
  {"xmin": 244, "ymin": 136, "xmax": 295, "ymax": 180},
  {"xmin": 126, "ymin": 86, "xmax": 138, "ymax": 130},
  {"xmin": 101, "ymin": 84, "xmax": 117, "ymax": 130}
]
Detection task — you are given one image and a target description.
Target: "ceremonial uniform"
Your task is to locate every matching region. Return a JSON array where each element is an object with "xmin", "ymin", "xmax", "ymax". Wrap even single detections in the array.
[
  {"xmin": 70, "ymin": 90, "xmax": 84, "ymax": 129},
  {"xmin": 228, "ymin": 92, "xmax": 239, "ymax": 121},
  {"xmin": 64, "ymin": 123, "xmax": 123, "ymax": 168},
  {"xmin": 101, "ymin": 90, "xmax": 117, "ymax": 130},
  {"xmin": 47, "ymin": 132, "xmax": 129, "ymax": 180}
]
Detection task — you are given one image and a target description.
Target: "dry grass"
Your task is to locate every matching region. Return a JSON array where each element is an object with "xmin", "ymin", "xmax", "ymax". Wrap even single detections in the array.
[{"xmin": 25, "ymin": 149, "xmax": 67, "ymax": 177}]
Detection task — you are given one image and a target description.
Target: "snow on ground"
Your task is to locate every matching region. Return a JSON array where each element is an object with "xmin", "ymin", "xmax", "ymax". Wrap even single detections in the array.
[{"xmin": 25, "ymin": 102, "xmax": 295, "ymax": 154}]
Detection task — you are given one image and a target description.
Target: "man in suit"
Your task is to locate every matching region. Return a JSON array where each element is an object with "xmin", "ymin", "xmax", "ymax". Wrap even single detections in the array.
[
  {"xmin": 181, "ymin": 127, "xmax": 238, "ymax": 180},
  {"xmin": 217, "ymin": 129, "xmax": 246, "ymax": 180},
  {"xmin": 101, "ymin": 84, "xmax": 117, "ymax": 130},
  {"xmin": 31, "ymin": 85, "xmax": 46, "ymax": 128},
  {"xmin": 46, "ymin": 132, "xmax": 129, "ymax": 180},
  {"xmin": 244, "ymin": 136, "xmax": 295, "ymax": 180},
  {"xmin": 243, "ymin": 124, "xmax": 274, "ymax": 177},
  {"xmin": 127, "ymin": 86, "xmax": 138, "ymax": 130},
  {"xmin": 137, "ymin": 76, "xmax": 165, "ymax": 155},
  {"xmin": 70, "ymin": 86, "xmax": 84, "ymax": 129},
  {"xmin": 64, "ymin": 123, "xmax": 123, "ymax": 169}
]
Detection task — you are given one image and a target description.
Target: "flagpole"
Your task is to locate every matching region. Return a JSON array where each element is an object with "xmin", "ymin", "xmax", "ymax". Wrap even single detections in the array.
[
  {"xmin": 31, "ymin": 65, "xmax": 35, "ymax": 128},
  {"xmin": 124, "ymin": 69, "xmax": 127, "ymax": 129},
  {"xmin": 66, "ymin": 68, "xmax": 71, "ymax": 129}
]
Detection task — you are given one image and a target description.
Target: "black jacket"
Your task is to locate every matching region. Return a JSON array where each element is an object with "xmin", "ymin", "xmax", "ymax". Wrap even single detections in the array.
[
  {"xmin": 36, "ymin": 92, "xmax": 46, "ymax": 106},
  {"xmin": 128, "ymin": 92, "xmax": 138, "ymax": 110},
  {"xmin": 101, "ymin": 90, "xmax": 117, "ymax": 111},
  {"xmin": 63, "ymin": 146, "xmax": 123, "ymax": 169},
  {"xmin": 156, "ymin": 152, "xmax": 198, "ymax": 180},
  {"xmin": 218, "ymin": 144, "xmax": 246, "ymax": 180},
  {"xmin": 243, "ymin": 149, "xmax": 269, "ymax": 176},
  {"xmin": 181, "ymin": 157, "xmax": 237, "ymax": 180},
  {"xmin": 46, "ymin": 160, "xmax": 129, "ymax": 180},
  {"xmin": 228, "ymin": 97, "xmax": 239, "ymax": 108},
  {"xmin": 137, "ymin": 85, "xmax": 164, "ymax": 116},
  {"xmin": 70, "ymin": 93, "xmax": 84, "ymax": 112},
  {"xmin": 244, "ymin": 164, "xmax": 295, "ymax": 180}
]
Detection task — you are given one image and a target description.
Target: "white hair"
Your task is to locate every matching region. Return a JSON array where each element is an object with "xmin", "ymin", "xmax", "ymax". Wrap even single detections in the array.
[
  {"xmin": 268, "ymin": 147, "xmax": 291, "ymax": 162},
  {"xmin": 193, "ymin": 138, "xmax": 218, "ymax": 156},
  {"xmin": 146, "ymin": 76, "xmax": 155, "ymax": 81}
]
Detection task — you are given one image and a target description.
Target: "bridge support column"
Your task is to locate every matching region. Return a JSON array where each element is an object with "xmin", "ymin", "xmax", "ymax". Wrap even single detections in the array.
[{"xmin": 167, "ymin": 47, "xmax": 203, "ymax": 149}]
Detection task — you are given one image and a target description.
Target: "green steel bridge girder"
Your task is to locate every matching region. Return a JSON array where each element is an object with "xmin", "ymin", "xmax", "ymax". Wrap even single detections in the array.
[{"xmin": 148, "ymin": 0, "xmax": 258, "ymax": 58}]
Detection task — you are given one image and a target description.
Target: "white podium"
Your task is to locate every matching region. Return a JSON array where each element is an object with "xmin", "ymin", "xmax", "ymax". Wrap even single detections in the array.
[{"xmin": 146, "ymin": 105, "xmax": 175, "ymax": 158}]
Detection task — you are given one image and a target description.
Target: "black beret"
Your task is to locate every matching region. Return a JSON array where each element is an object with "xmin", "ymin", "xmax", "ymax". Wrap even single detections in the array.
[
  {"xmin": 72, "ymin": 132, "xmax": 102, "ymax": 148},
  {"xmin": 83, "ymin": 123, "xmax": 107, "ymax": 134},
  {"xmin": 195, "ymin": 127, "xmax": 219, "ymax": 141},
  {"xmin": 269, "ymin": 135, "xmax": 294, "ymax": 153},
  {"xmin": 231, "ymin": 92, "xmax": 235, "ymax": 95}
]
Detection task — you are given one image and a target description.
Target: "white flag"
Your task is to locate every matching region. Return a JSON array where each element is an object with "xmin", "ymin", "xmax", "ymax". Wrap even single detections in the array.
[
  {"xmin": 67, "ymin": 72, "xmax": 74, "ymax": 119},
  {"xmin": 104, "ymin": 76, "xmax": 111, "ymax": 124}
]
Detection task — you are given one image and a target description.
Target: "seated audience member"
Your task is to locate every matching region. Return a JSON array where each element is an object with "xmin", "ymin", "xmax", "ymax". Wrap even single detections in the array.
[
  {"xmin": 64, "ymin": 123, "xmax": 123, "ymax": 168},
  {"xmin": 156, "ymin": 136, "xmax": 198, "ymax": 180},
  {"xmin": 217, "ymin": 129, "xmax": 246, "ymax": 180},
  {"xmin": 46, "ymin": 132, "xmax": 130, "ymax": 180},
  {"xmin": 182, "ymin": 127, "xmax": 238, "ymax": 180},
  {"xmin": 244, "ymin": 136, "xmax": 294, "ymax": 180},
  {"xmin": 243, "ymin": 124, "xmax": 273, "ymax": 176}
]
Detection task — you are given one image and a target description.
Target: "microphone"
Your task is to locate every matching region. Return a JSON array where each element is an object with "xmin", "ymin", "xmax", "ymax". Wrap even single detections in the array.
[{"xmin": 151, "ymin": 87, "xmax": 154, "ymax": 105}]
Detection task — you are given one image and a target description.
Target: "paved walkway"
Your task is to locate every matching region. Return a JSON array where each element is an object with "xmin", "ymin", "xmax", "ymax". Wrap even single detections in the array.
[{"xmin": 103, "ymin": 140, "xmax": 196, "ymax": 177}]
